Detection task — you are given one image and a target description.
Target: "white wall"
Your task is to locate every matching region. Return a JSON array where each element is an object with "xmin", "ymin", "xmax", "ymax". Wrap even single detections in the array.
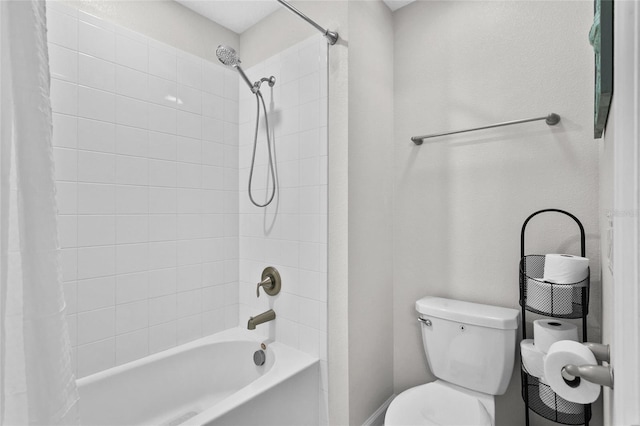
[
  {"xmin": 59, "ymin": 0, "xmax": 239, "ymax": 62},
  {"xmin": 237, "ymin": 35, "xmax": 329, "ymax": 425},
  {"xmin": 240, "ymin": 3, "xmax": 352, "ymax": 424},
  {"xmin": 347, "ymin": 2, "xmax": 395, "ymax": 425},
  {"xmin": 242, "ymin": 3, "xmax": 395, "ymax": 425},
  {"xmin": 393, "ymin": 2, "xmax": 601, "ymax": 425},
  {"xmin": 48, "ymin": 2, "xmax": 239, "ymax": 377}
]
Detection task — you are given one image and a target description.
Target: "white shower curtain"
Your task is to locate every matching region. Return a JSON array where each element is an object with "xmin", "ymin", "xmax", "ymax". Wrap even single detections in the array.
[{"xmin": 0, "ymin": 1, "xmax": 79, "ymax": 424}]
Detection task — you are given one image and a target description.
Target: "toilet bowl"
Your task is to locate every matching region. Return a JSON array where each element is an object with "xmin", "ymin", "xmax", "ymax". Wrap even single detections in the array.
[{"xmin": 385, "ymin": 297, "xmax": 519, "ymax": 426}]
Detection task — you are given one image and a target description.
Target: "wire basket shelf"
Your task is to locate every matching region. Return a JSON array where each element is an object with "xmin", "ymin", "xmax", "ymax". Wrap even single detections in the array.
[
  {"xmin": 521, "ymin": 369, "xmax": 592, "ymax": 425},
  {"xmin": 519, "ymin": 255, "xmax": 590, "ymax": 319}
]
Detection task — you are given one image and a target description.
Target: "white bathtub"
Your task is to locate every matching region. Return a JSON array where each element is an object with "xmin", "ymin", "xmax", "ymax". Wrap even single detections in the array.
[{"xmin": 77, "ymin": 328, "xmax": 319, "ymax": 426}]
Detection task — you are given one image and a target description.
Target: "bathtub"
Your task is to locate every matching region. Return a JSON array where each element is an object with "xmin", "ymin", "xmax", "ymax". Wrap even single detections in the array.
[{"xmin": 77, "ymin": 328, "xmax": 319, "ymax": 426}]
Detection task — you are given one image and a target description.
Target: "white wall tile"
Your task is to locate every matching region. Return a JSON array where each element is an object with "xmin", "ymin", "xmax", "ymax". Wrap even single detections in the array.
[
  {"xmin": 78, "ymin": 20, "xmax": 115, "ymax": 62},
  {"xmin": 116, "ymin": 215, "xmax": 149, "ymax": 244},
  {"xmin": 116, "ymin": 243, "xmax": 148, "ymax": 274},
  {"xmin": 148, "ymin": 76, "xmax": 177, "ymax": 107},
  {"xmin": 58, "ymin": 215, "xmax": 78, "ymax": 248},
  {"xmin": 77, "ymin": 338, "xmax": 115, "ymax": 377},
  {"xmin": 116, "ymin": 155, "xmax": 148, "ymax": 186},
  {"xmin": 78, "ymin": 86, "xmax": 115, "ymax": 122},
  {"xmin": 116, "ymin": 272, "xmax": 148, "ymax": 304},
  {"xmin": 177, "ymin": 84, "xmax": 202, "ymax": 115},
  {"xmin": 116, "ymin": 96, "xmax": 148, "ymax": 129},
  {"xmin": 116, "ymin": 185, "xmax": 148, "ymax": 214},
  {"xmin": 149, "ymin": 159, "xmax": 177, "ymax": 187},
  {"xmin": 78, "ymin": 118, "xmax": 115, "ymax": 153},
  {"xmin": 116, "ymin": 125, "xmax": 148, "ymax": 157},
  {"xmin": 47, "ymin": 8, "xmax": 78, "ymax": 49},
  {"xmin": 116, "ymin": 329, "xmax": 149, "ymax": 365},
  {"xmin": 49, "ymin": 44, "xmax": 78, "ymax": 83},
  {"xmin": 148, "ymin": 268, "xmax": 176, "ymax": 297},
  {"xmin": 53, "ymin": 148, "xmax": 77, "ymax": 181},
  {"xmin": 77, "ymin": 307, "xmax": 115, "ymax": 344},
  {"xmin": 78, "ymin": 151, "xmax": 115, "ymax": 184},
  {"xmin": 149, "ymin": 187, "xmax": 176, "ymax": 214},
  {"xmin": 77, "ymin": 246, "xmax": 115, "ymax": 279},
  {"xmin": 149, "ymin": 322, "xmax": 176, "ymax": 354},
  {"xmin": 77, "ymin": 215, "xmax": 115, "ymax": 247},
  {"xmin": 149, "ymin": 131, "xmax": 177, "ymax": 161},
  {"xmin": 77, "ymin": 183, "xmax": 115, "ymax": 214},
  {"xmin": 177, "ymin": 137, "xmax": 201, "ymax": 164},
  {"xmin": 116, "ymin": 300, "xmax": 148, "ymax": 334},
  {"xmin": 177, "ymin": 111, "xmax": 202, "ymax": 139},
  {"xmin": 148, "ymin": 104, "xmax": 176, "ymax": 134},
  {"xmin": 52, "ymin": 113, "xmax": 78, "ymax": 149},
  {"xmin": 149, "ymin": 47, "xmax": 177, "ymax": 82},
  {"xmin": 176, "ymin": 315, "xmax": 201, "ymax": 344},
  {"xmin": 116, "ymin": 65, "xmax": 148, "ymax": 101},
  {"xmin": 116, "ymin": 34, "xmax": 148, "ymax": 73},
  {"xmin": 77, "ymin": 276, "xmax": 115, "ymax": 312},
  {"xmin": 79, "ymin": 53, "xmax": 116, "ymax": 92},
  {"xmin": 177, "ymin": 57, "xmax": 202, "ymax": 90},
  {"xmin": 51, "ymin": 79, "xmax": 78, "ymax": 115},
  {"xmin": 50, "ymin": 10, "xmax": 241, "ymax": 374}
]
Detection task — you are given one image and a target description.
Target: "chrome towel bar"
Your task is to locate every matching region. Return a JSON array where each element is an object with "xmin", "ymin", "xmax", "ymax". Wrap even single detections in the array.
[{"xmin": 411, "ymin": 113, "xmax": 561, "ymax": 145}]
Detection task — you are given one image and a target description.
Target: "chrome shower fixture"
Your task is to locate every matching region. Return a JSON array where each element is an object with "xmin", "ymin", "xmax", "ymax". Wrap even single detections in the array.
[
  {"xmin": 215, "ymin": 44, "xmax": 278, "ymax": 208},
  {"xmin": 215, "ymin": 45, "xmax": 276, "ymax": 94}
]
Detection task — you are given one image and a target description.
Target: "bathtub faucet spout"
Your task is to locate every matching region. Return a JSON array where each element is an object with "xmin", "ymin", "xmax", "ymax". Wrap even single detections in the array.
[{"xmin": 247, "ymin": 309, "xmax": 276, "ymax": 330}]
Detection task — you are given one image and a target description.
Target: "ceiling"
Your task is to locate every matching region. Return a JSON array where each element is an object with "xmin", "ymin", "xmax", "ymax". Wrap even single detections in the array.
[{"xmin": 175, "ymin": 0, "xmax": 415, "ymax": 34}]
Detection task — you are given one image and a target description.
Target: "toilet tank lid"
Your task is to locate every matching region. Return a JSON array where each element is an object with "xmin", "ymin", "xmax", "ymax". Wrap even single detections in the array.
[{"xmin": 415, "ymin": 297, "xmax": 519, "ymax": 330}]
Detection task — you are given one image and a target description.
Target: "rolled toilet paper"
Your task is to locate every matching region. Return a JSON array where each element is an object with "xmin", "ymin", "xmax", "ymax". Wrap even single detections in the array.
[
  {"xmin": 520, "ymin": 339, "xmax": 545, "ymax": 378},
  {"xmin": 533, "ymin": 319, "xmax": 579, "ymax": 354},
  {"xmin": 544, "ymin": 254, "xmax": 589, "ymax": 284},
  {"xmin": 526, "ymin": 278, "xmax": 573, "ymax": 315},
  {"xmin": 539, "ymin": 377, "xmax": 583, "ymax": 414},
  {"xmin": 543, "ymin": 340, "xmax": 600, "ymax": 404}
]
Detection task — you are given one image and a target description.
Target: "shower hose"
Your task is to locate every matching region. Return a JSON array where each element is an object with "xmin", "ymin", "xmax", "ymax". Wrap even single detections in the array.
[{"xmin": 248, "ymin": 90, "xmax": 276, "ymax": 208}]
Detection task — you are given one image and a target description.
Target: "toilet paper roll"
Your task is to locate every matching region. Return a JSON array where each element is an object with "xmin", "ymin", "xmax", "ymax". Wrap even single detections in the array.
[
  {"xmin": 526, "ymin": 278, "xmax": 573, "ymax": 315},
  {"xmin": 543, "ymin": 254, "xmax": 589, "ymax": 285},
  {"xmin": 543, "ymin": 340, "xmax": 600, "ymax": 404},
  {"xmin": 533, "ymin": 319, "xmax": 579, "ymax": 354},
  {"xmin": 539, "ymin": 377, "xmax": 582, "ymax": 414},
  {"xmin": 520, "ymin": 339, "xmax": 545, "ymax": 378}
]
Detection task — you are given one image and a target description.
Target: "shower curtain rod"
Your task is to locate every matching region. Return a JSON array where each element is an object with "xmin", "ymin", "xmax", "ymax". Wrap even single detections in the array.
[
  {"xmin": 276, "ymin": 0, "xmax": 339, "ymax": 45},
  {"xmin": 411, "ymin": 113, "xmax": 561, "ymax": 145}
]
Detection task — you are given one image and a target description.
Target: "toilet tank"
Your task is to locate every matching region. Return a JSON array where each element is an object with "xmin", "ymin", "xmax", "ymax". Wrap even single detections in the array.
[{"xmin": 416, "ymin": 297, "xmax": 519, "ymax": 395}]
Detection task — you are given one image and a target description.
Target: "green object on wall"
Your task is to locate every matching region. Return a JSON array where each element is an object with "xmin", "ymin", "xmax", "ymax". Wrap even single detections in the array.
[{"xmin": 592, "ymin": 0, "xmax": 613, "ymax": 139}]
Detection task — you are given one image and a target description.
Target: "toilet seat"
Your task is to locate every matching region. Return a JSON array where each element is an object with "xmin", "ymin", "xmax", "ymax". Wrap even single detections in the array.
[{"xmin": 384, "ymin": 381, "xmax": 493, "ymax": 426}]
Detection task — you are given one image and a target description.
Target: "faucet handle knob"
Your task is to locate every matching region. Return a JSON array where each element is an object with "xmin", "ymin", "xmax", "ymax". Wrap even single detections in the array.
[
  {"xmin": 255, "ymin": 266, "xmax": 281, "ymax": 298},
  {"xmin": 256, "ymin": 277, "xmax": 273, "ymax": 297}
]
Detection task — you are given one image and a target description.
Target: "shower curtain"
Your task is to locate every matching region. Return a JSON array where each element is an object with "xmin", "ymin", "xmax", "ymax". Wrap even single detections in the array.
[{"xmin": 0, "ymin": 0, "xmax": 79, "ymax": 424}]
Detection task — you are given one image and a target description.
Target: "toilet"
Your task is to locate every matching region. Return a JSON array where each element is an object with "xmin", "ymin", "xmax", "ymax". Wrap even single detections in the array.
[{"xmin": 385, "ymin": 296, "xmax": 520, "ymax": 426}]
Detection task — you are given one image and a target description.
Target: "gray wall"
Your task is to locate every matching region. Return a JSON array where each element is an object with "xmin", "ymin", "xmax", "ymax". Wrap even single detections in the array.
[{"xmin": 392, "ymin": 1, "xmax": 601, "ymax": 425}]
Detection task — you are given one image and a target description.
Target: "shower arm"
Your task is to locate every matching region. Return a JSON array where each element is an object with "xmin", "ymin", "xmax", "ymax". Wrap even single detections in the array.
[
  {"xmin": 234, "ymin": 64, "xmax": 258, "ymax": 93},
  {"xmin": 276, "ymin": 0, "xmax": 339, "ymax": 45}
]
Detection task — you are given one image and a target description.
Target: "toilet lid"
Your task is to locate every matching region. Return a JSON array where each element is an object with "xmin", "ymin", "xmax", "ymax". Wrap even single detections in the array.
[{"xmin": 384, "ymin": 382, "xmax": 493, "ymax": 426}]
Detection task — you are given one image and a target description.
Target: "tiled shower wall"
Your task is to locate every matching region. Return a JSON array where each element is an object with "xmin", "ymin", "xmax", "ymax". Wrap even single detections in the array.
[
  {"xmin": 47, "ymin": 3, "xmax": 240, "ymax": 378},
  {"xmin": 237, "ymin": 36, "xmax": 329, "ymax": 423}
]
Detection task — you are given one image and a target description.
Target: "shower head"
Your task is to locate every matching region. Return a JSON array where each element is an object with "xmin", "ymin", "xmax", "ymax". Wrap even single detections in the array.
[
  {"xmin": 216, "ymin": 45, "xmax": 241, "ymax": 67},
  {"xmin": 216, "ymin": 44, "xmax": 255, "ymax": 93}
]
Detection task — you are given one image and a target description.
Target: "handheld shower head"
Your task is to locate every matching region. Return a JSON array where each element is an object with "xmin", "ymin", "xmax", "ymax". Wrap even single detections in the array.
[
  {"xmin": 216, "ymin": 44, "xmax": 255, "ymax": 93},
  {"xmin": 215, "ymin": 45, "xmax": 241, "ymax": 66}
]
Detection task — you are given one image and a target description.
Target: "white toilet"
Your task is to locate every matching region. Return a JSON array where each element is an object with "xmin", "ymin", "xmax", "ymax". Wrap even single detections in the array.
[{"xmin": 385, "ymin": 296, "xmax": 520, "ymax": 426}]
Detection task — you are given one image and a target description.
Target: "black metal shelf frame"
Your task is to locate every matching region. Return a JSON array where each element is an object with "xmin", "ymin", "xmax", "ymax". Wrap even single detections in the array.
[{"xmin": 519, "ymin": 209, "xmax": 591, "ymax": 426}]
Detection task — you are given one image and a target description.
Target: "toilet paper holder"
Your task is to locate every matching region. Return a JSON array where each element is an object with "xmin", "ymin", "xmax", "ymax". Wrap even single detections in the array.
[{"xmin": 561, "ymin": 343, "xmax": 614, "ymax": 389}]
